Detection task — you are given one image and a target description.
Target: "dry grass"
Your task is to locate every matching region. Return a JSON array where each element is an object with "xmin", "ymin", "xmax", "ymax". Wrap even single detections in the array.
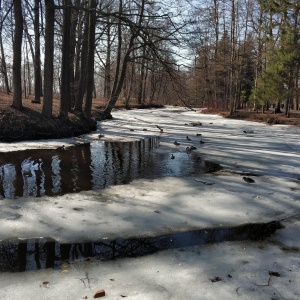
[
  {"xmin": 0, "ymin": 92, "xmax": 98, "ymax": 142},
  {"xmin": 203, "ymin": 108, "xmax": 300, "ymax": 127},
  {"xmin": 0, "ymin": 92, "xmax": 163, "ymax": 142},
  {"xmin": 1, "ymin": 91, "xmax": 299, "ymax": 142}
]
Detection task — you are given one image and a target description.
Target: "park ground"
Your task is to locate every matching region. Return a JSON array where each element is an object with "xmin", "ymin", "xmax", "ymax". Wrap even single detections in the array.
[
  {"xmin": 0, "ymin": 106, "xmax": 299, "ymax": 299},
  {"xmin": 0, "ymin": 91, "xmax": 300, "ymax": 142}
]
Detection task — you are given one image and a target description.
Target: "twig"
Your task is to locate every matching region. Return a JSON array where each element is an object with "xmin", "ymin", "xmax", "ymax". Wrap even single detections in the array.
[
  {"xmin": 80, "ymin": 272, "xmax": 92, "ymax": 290},
  {"xmin": 246, "ymin": 275, "xmax": 285, "ymax": 299},
  {"xmin": 192, "ymin": 178, "xmax": 215, "ymax": 185},
  {"xmin": 247, "ymin": 275, "xmax": 271, "ymax": 287}
]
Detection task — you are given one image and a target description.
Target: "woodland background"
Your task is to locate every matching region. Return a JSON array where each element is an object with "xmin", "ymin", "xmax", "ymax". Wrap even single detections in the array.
[{"xmin": 0, "ymin": 0, "xmax": 300, "ymax": 140}]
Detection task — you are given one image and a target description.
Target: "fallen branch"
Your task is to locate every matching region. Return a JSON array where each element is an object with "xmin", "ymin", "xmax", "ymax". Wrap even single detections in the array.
[
  {"xmin": 246, "ymin": 275, "xmax": 284, "ymax": 299},
  {"xmin": 192, "ymin": 179, "xmax": 215, "ymax": 185}
]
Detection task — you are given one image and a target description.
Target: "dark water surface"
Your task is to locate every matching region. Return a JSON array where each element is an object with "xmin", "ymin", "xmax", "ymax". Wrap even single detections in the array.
[
  {"xmin": 0, "ymin": 138, "xmax": 205, "ymax": 199},
  {"xmin": 0, "ymin": 139, "xmax": 281, "ymax": 273},
  {"xmin": 0, "ymin": 221, "xmax": 281, "ymax": 272}
]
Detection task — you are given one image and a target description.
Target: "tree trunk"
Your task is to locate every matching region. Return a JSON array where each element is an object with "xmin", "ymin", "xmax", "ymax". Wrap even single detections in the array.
[
  {"xmin": 103, "ymin": 0, "xmax": 145, "ymax": 117},
  {"xmin": 104, "ymin": 39, "xmax": 134, "ymax": 117},
  {"xmin": 25, "ymin": 40, "xmax": 31, "ymax": 96},
  {"xmin": 69, "ymin": 0, "xmax": 80, "ymax": 107},
  {"xmin": 0, "ymin": 0, "xmax": 10, "ymax": 93},
  {"xmin": 229, "ymin": 0, "xmax": 236, "ymax": 115},
  {"xmin": 111, "ymin": 0, "xmax": 123, "ymax": 99},
  {"xmin": 23, "ymin": 48, "xmax": 27, "ymax": 98},
  {"xmin": 83, "ymin": 0, "xmax": 97, "ymax": 118},
  {"xmin": 142, "ymin": 61, "xmax": 149, "ymax": 104},
  {"xmin": 0, "ymin": 22, "xmax": 11, "ymax": 94},
  {"xmin": 104, "ymin": 15, "xmax": 112, "ymax": 100},
  {"xmin": 295, "ymin": 66, "xmax": 299, "ymax": 110},
  {"xmin": 274, "ymin": 101, "xmax": 281, "ymax": 114},
  {"xmin": 73, "ymin": 9, "xmax": 83, "ymax": 106},
  {"xmin": 42, "ymin": 0, "xmax": 55, "ymax": 119},
  {"xmin": 23, "ymin": 21, "xmax": 35, "ymax": 95},
  {"xmin": 60, "ymin": 0, "xmax": 72, "ymax": 119},
  {"xmin": 12, "ymin": 0, "xmax": 23, "ymax": 110},
  {"xmin": 32, "ymin": 0, "xmax": 42, "ymax": 103},
  {"xmin": 74, "ymin": 9, "xmax": 89, "ymax": 112},
  {"xmin": 213, "ymin": 0, "xmax": 219, "ymax": 56},
  {"xmin": 124, "ymin": 62, "xmax": 135, "ymax": 108},
  {"xmin": 137, "ymin": 49, "xmax": 146, "ymax": 105}
]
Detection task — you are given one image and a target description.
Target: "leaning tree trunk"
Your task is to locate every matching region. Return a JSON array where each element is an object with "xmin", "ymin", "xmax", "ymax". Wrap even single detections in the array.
[
  {"xmin": 12, "ymin": 0, "xmax": 23, "ymax": 110},
  {"xmin": 103, "ymin": 0, "xmax": 145, "ymax": 117}
]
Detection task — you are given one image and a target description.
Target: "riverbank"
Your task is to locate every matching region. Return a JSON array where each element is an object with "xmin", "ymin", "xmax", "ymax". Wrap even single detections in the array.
[
  {"xmin": 203, "ymin": 107, "xmax": 300, "ymax": 126},
  {"xmin": 0, "ymin": 92, "xmax": 163, "ymax": 142},
  {"xmin": 1, "ymin": 91, "xmax": 299, "ymax": 143}
]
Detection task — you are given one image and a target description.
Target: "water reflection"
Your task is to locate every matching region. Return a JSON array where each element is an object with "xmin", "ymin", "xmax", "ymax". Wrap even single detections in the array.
[
  {"xmin": 0, "ymin": 221, "xmax": 281, "ymax": 272},
  {"xmin": 0, "ymin": 164, "xmax": 16, "ymax": 198},
  {"xmin": 0, "ymin": 137, "xmax": 206, "ymax": 199}
]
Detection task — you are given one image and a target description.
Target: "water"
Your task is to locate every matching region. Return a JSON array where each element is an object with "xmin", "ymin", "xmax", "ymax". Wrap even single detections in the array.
[
  {"xmin": 0, "ymin": 139, "xmax": 280, "ymax": 273},
  {"xmin": 0, "ymin": 221, "xmax": 281, "ymax": 272},
  {"xmin": 0, "ymin": 138, "xmax": 207, "ymax": 199}
]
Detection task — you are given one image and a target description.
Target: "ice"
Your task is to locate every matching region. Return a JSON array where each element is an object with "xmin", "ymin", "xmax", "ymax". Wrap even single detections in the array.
[{"xmin": 0, "ymin": 106, "xmax": 299, "ymax": 299}]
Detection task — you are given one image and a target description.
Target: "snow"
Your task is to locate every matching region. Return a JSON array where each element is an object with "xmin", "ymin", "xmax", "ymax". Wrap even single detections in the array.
[{"xmin": 0, "ymin": 106, "xmax": 299, "ymax": 299}]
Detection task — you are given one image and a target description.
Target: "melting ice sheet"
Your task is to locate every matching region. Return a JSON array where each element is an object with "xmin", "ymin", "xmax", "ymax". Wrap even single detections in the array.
[
  {"xmin": 0, "ymin": 221, "xmax": 281, "ymax": 272},
  {"xmin": 0, "ymin": 138, "xmax": 206, "ymax": 199}
]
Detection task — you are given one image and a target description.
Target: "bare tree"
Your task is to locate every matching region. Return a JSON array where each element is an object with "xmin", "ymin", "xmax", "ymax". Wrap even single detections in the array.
[
  {"xmin": 32, "ymin": 0, "xmax": 42, "ymax": 103},
  {"xmin": 83, "ymin": 0, "xmax": 97, "ymax": 118},
  {"xmin": 12, "ymin": 0, "xmax": 23, "ymax": 110},
  {"xmin": 60, "ymin": 0, "xmax": 72, "ymax": 119},
  {"xmin": 42, "ymin": 0, "xmax": 55, "ymax": 118},
  {"xmin": 0, "ymin": 0, "xmax": 11, "ymax": 94},
  {"xmin": 74, "ymin": 3, "xmax": 89, "ymax": 112}
]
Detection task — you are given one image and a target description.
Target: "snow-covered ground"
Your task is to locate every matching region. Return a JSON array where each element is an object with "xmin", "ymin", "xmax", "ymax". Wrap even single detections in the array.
[{"xmin": 0, "ymin": 107, "xmax": 299, "ymax": 299}]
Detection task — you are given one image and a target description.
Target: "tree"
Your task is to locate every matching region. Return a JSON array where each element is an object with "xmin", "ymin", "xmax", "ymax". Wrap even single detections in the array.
[
  {"xmin": 251, "ymin": 0, "xmax": 300, "ymax": 115},
  {"xmin": 60, "ymin": 0, "xmax": 72, "ymax": 119},
  {"xmin": 0, "ymin": 0, "xmax": 11, "ymax": 94},
  {"xmin": 32, "ymin": 0, "xmax": 42, "ymax": 103},
  {"xmin": 42, "ymin": 0, "xmax": 55, "ymax": 118},
  {"xmin": 83, "ymin": 0, "xmax": 97, "ymax": 118},
  {"xmin": 12, "ymin": 0, "xmax": 23, "ymax": 110},
  {"xmin": 74, "ymin": 2, "xmax": 89, "ymax": 112},
  {"xmin": 102, "ymin": 0, "xmax": 186, "ymax": 116},
  {"xmin": 103, "ymin": 0, "xmax": 125, "ymax": 117},
  {"xmin": 103, "ymin": 11, "xmax": 113, "ymax": 101},
  {"xmin": 69, "ymin": 0, "xmax": 81, "ymax": 107},
  {"xmin": 0, "ymin": 0, "xmax": 194, "ymax": 116}
]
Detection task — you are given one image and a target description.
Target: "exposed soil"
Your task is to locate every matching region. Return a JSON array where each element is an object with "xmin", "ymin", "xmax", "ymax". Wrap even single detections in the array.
[
  {"xmin": 0, "ymin": 93, "xmax": 98, "ymax": 142},
  {"xmin": 0, "ymin": 92, "xmax": 162, "ymax": 142},
  {"xmin": 0, "ymin": 91, "xmax": 299, "ymax": 143},
  {"xmin": 202, "ymin": 108, "xmax": 300, "ymax": 126}
]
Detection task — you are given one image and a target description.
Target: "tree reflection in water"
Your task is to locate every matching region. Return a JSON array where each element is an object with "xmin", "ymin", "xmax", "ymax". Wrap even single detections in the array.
[
  {"xmin": 0, "ymin": 221, "xmax": 281, "ymax": 272},
  {"xmin": 0, "ymin": 137, "xmax": 207, "ymax": 199}
]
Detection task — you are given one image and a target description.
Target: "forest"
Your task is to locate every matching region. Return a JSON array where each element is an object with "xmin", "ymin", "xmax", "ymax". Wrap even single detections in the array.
[
  {"xmin": 0, "ymin": 2, "xmax": 300, "ymax": 296},
  {"xmin": 0, "ymin": 0, "xmax": 300, "ymax": 127}
]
